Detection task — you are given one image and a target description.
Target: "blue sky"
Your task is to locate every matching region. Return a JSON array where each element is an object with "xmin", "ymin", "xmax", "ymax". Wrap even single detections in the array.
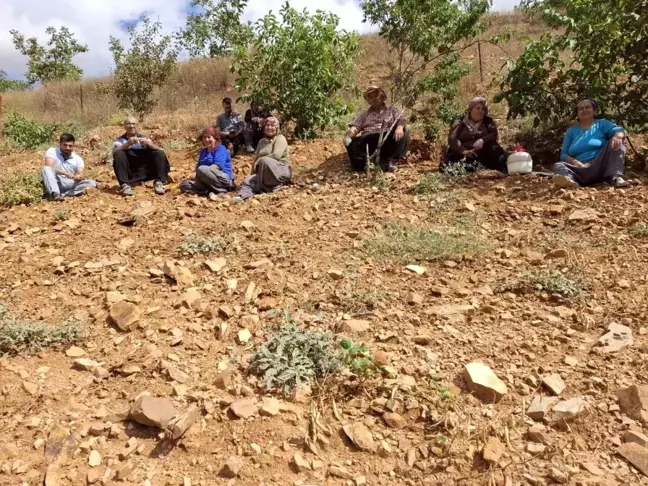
[{"xmin": 1, "ymin": 0, "xmax": 520, "ymax": 81}]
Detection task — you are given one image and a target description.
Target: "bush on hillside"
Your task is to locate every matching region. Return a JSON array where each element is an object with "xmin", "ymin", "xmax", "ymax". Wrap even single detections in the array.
[
  {"xmin": 3, "ymin": 111, "xmax": 56, "ymax": 149},
  {"xmin": 0, "ymin": 172, "xmax": 45, "ymax": 207},
  {"xmin": 0, "ymin": 71, "xmax": 28, "ymax": 93},
  {"xmin": 0, "ymin": 303, "xmax": 83, "ymax": 355},
  {"xmin": 232, "ymin": 5, "xmax": 360, "ymax": 139},
  {"xmin": 498, "ymin": 0, "xmax": 648, "ymax": 132},
  {"xmin": 109, "ymin": 17, "xmax": 178, "ymax": 120}
]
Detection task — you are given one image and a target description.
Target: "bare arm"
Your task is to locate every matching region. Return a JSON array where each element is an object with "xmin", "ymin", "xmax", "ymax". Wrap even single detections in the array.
[{"xmin": 44, "ymin": 157, "xmax": 74, "ymax": 178}]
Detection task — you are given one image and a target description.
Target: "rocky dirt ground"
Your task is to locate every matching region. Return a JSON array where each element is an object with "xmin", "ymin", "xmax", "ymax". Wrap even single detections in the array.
[{"xmin": 1, "ymin": 125, "xmax": 648, "ymax": 486}]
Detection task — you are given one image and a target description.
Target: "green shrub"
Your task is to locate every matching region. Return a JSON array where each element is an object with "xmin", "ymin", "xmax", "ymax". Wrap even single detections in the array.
[
  {"xmin": 507, "ymin": 269, "xmax": 588, "ymax": 299},
  {"xmin": 340, "ymin": 338, "xmax": 373, "ymax": 377},
  {"xmin": 0, "ymin": 303, "xmax": 83, "ymax": 355},
  {"xmin": 363, "ymin": 223, "xmax": 487, "ymax": 264},
  {"xmin": 414, "ymin": 164, "xmax": 471, "ymax": 195},
  {"xmin": 232, "ymin": 5, "xmax": 360, "ymax": 139},
  {"xmin": 54, "ymin": 208, "xmax": 70, "ymax": 221},
  {"xmin": 249, "ymin": 324, "xmax": 341, "ymax": 393},
  {"xmin": 179, "ymin": 232, "xmax": 226, "ymax": 254},
  {"xmin": 3, "ymin": 111, "xmax": 55, "ymax": 149},
  {"xmin": 0, "ymin": 172, "xmax": 45, "ymax": 207},
  {"xmin": 629, "ymin": 222, "xmax": 648, "ymax": 238}
]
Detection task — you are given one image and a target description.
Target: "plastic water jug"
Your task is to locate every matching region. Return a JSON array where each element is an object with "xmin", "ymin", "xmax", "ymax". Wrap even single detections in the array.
[{"xmin": 507, "ymin": 144, "xmax": 533, "ymax": 174}]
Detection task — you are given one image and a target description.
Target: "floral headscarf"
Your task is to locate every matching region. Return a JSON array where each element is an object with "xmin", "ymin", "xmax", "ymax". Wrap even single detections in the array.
[{"xmin": 264, "ymin": 117, "xmax": 280, "ymax": 129}]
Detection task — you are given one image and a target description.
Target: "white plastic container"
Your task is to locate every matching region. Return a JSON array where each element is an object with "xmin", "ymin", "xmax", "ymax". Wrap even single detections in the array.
[{"xmin": 507, "ymin": 147, "xmax": 533, "ymax": 174}]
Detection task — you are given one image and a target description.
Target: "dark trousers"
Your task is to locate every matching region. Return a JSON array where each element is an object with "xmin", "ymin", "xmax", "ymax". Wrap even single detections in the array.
[
  {"xmin": 346, "ymin": 129, "xmax": 409, "ymax": 172},
  {"xmin": 113, "ymin": 149, "xmax": 170, "ymax": 186},
  {"xmin": 442, "ymin": 143, "xmax": 508, "ymax": 173},
  {"xmin": 222, "ymin": 134, "xmax": 246, "ymax": 154}
]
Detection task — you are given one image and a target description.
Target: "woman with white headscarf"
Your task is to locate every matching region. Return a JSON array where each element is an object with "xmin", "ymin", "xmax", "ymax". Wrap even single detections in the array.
[
  {"xmin": 238, "ymin": 117, "xmax": 291, "ymax": 200},
  {"xmin": 553, "ymin": 98, "xmax": 629, "ymax": 188}
]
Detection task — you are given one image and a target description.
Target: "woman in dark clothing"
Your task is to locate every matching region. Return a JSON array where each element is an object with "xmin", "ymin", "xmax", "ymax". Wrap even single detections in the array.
[
  {"xmin": 244, "ymin": 100, "xmax": 271, "ymax": 152},
  {"xmin": 442, "ymin": 97, "xmax": 508, "ymax": 174}
]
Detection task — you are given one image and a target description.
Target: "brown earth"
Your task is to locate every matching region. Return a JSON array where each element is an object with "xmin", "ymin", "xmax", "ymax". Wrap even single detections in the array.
[{"xmin": 1, "ymin": 123, "xmax": 648, "ymax": 486}]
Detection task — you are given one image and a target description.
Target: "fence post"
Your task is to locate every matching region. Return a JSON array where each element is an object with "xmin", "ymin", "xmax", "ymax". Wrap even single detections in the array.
[
  {"xmin": 477, "ymin": 40, "xmax": 484, "ymax": 84},
  {"xmin": 80, "ymin": 85, "xmax": 84, "ymax": 114}
]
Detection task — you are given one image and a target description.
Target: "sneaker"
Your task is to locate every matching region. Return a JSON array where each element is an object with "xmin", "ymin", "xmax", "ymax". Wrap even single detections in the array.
[
  {"xmin": 552, "ymin": 174, "xmax": 579, "ymax": 188},
  {"xmin": 208, "ymin": 192, "xmax": 218, "ymax": 201},
  {"xmin": 120, "ymin": 184, "xmax": 134, "ymax": 197},
  {"xmin": 230, "ymin": 196, "xmax": 245, "ymax": 204},
  {"xmin": 386, "ymin": 161, "xmax": 398, "ymax": 173},
  {"xmin": 245, "ymin": 144, "xmax": 255, "ymax": 153},
  {"xmin": 154, "ymin": 181, "xmax": 165, "ymax": 195},
  {"xmin": 612, "ymin": 176, "xmax": 630, "ymax": 188},
  {"xmin": 51, "ymin": 192, "xmax": 64, "ymax": 202}
]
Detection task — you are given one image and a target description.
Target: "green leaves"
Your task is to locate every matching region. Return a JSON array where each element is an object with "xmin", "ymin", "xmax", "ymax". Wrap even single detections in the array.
[
  {"xmin": 109, "ymin": 18, "xmax": 178, "ymax": 120},
  {"xmin": 176, "ymin": 0, "xmax": 253, "ymax": 58},
  {"xmin": 232, "ymin": 4, "xmax": 360, "ymax": 139},
  {"xmin": 10, "ymin": 27, "xmax": 88, "ymax": 85},
  {"xmin": 499, "ymin": 0, "xmax": 648, "ymax": 132},
  {"xmin": 0, "ymin": 71, "xmax": 28, "ymax": 93},
  {"xmin": 361, "ymin": 0, "xmax": 489, "ymax": 140}
]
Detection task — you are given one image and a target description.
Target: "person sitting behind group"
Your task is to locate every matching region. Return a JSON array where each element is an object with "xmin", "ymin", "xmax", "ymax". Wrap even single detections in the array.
[
  {"xmin": 553, "ymin": 98, "xmax": 629, "ymax": 188},
  {"xmin": 238, "ymin": 117, "xmax": 291, "ymax": 200},
  {"xmin": 244, "ymin": 100, "xmax": 271, "ymax": 153},
  {"xmin": 216, "ymin": 97, "xmax": 245, "ymax": 156},
  {"xmin": 41, "ymin": 133, "xmax": 97, "ymax": 201},
  {"xmin": 180, "ymin": 127, "xmax": 234, "ymax": 197},
  {"xmin": 345, "ymin": 86, "xmax": 408, "ymax": 173},
  {"xmin": 112, "ymin": 116, "xmax": 170, "ymax": 196},
  {"xmin": 443, "ymin": 97, "xmax": 507, "ymax": 174}
]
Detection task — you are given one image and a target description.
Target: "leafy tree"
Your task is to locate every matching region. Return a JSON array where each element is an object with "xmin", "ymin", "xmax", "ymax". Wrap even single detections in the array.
[
  {"xmin": 10, "ymin": 27, "xmax": 88, "ymax": 85},
  {"xmin": 232, "ymin": 3, "xmax": 360, "ymax": 139},
  {"xmin": 498, "ymin": 0, "xmax": 648, "ymax": 132},
  {"xmin": 361, "ymin": 0, "xmax": 489, "ymax": 139},
  {"xmin": 176, "ymin": 0, "xmax": 253, "ymax": 58},
  {"xmin": 0, "ymin": 71, "xmax": 29, "ymax": 92},
  {"xmin": 109, "ymin": 17, "xmax": 178, "ymax": 120}
]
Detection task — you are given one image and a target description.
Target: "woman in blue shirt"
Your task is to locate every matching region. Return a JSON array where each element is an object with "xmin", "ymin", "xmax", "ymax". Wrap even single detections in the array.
[
  {"xmin": 180, "ymin": 127, "xmax": 235, "ymax": 196},
  {"xmin": 553, "ymin": 98, "xmax": 629, "ymax": 188}
]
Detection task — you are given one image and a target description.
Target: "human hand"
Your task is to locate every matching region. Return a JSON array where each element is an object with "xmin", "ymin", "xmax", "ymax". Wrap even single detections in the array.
[
  {"xmin": 348, "ymin": 126, "xmax": 358, "ymax": 137},
  {"xmin": 473, "ymin": 138, "xmax": 484, "ymax": 151},
  {"xmin": 463, "ymin": 150, "xmax": 476, "ymax": 158},
  {"xmin": 394, "ymin": 126, "xmax": 404, "ymax": 141},
  {"xmin": 572, "ymin": 159, "xmax": 585, "ymax": 167},
  {"xmin": 611, "ymin": 135, "xmax": 624, "ymax": 150}
]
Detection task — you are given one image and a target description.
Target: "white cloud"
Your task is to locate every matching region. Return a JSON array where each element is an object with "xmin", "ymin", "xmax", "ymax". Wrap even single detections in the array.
[{"xmin": 0, "ymin": 0, "xmax": 519, "ymax": 80}]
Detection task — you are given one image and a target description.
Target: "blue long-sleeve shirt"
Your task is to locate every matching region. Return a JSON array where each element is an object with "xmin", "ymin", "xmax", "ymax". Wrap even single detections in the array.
[
  {"xmin": 560, "ymin": 119, "xmax": 623, "ymax": 162},
  {"xmin": 196, "ymin": 145, "xmax": 233, "ymax": 180}
]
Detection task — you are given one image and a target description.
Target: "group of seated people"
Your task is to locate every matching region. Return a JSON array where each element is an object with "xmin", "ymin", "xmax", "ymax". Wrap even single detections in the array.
[
  {"xmin": 440, "ymin": 96, "xmax": 630, "ymax": 187},
  {"xmin": 40, "ymin": 87, "xmax": 631, "ymax": 202}
]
